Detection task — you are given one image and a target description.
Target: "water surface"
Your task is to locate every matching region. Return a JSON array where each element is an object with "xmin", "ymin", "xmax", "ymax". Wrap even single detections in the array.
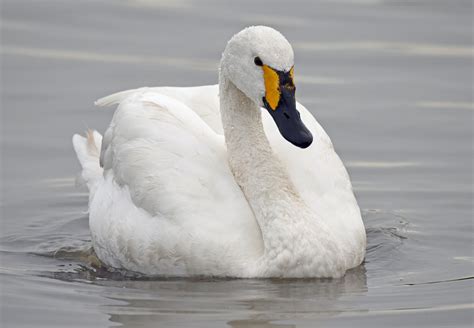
[{"xmin": 1, "ymin": 0, "xmax": 473, "ymax": 327}]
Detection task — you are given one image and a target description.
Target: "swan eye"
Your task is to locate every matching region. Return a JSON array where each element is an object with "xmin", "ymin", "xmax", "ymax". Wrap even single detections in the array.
[{"xmin": 254, "ymin": 56, "xmax": 263, "ymax": 66}]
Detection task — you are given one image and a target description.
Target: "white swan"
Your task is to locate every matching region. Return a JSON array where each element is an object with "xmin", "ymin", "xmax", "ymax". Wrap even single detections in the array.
[{"xmin": 73, "ymin": 26, "xmax": 366, "ymax": 278}]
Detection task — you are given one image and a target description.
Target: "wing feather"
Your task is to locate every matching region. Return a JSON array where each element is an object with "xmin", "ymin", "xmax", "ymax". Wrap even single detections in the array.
[{"xmin": 100, "ymin": 90, "xmax": 262, "ymax": 245}]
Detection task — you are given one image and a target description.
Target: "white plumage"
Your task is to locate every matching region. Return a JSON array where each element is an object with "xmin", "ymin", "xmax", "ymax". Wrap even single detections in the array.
[{"xmin": 73, "ymin": 26, "xmax": 366, "ymax": 278}]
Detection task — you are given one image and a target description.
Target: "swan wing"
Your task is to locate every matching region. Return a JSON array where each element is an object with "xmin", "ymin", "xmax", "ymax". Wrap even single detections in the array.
[
  {"xmin": 145, "ymin": 85, "xmax": 223, "ymax": 134},
  {"xmin": 93, "ymin": 89, "xmax": 262, "ymax": 275}
]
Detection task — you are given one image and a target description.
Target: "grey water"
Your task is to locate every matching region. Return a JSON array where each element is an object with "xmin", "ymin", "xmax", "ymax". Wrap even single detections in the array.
[{"xmin": 1, "ymin": 0, "xmax": 473, "ymax": 327}]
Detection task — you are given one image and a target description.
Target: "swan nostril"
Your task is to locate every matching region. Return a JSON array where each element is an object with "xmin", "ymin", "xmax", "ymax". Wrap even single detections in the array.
[{"xmin": 283, "ymin": 112, "xmax": 290, "ymax": 119}]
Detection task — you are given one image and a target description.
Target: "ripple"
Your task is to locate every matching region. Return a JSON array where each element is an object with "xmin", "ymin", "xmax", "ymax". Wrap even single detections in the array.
[
  {"xmin": 416, "ymin": 101, "xmax": 474, "ymax": 111},
  {"xmin": 1, "ymin": 45, "xmax": 216, "ymax": 71},
  {"xmin": 363, "ymin": 209, "xmax": 409, "ymax": 264},
  {"xmin": 347, "ymin": 161, "xmax": 420, "ymax": 169},
  {"xmin": 294, "ymin": 41, "xmax": 473, "ymax": 58}
]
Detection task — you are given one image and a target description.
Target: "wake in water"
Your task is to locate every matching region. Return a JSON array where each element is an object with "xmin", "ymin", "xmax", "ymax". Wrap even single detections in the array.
[
  {"xmin": 363, "ymin": 209, "xmax": 409, "ymax": 264},
  {"xmin": 30, "ymin": 209, "xmax": 410, "ymax": 282}
]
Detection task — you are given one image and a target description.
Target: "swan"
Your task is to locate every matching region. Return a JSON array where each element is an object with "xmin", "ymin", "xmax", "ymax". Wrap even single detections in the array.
[{"xmin": 72, "ymin": 26, "xmax": 366, "ymax": 278}]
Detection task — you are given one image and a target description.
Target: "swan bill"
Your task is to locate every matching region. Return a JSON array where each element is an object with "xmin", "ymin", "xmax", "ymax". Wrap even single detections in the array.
[
  {"xmin": 262, "ymin": 65, "xmax": 281, "ymax": 110},
  {"xmin": 262, "ymin": 67, "xmax": 313, "ymax": 149}
]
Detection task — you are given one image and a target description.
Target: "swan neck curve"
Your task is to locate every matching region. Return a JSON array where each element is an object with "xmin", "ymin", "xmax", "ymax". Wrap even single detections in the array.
[
  {"xmin": 218, "ymin": 71, "xmax": 343, "ymax": 276},
  {"xmin": 218, "ymin": 72, "xmax": 300, "ymax": 205}
]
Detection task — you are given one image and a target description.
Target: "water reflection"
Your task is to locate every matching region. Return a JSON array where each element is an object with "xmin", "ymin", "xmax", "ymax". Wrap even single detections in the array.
[
  {"xmin": 228, "ymin": 320, "xmax": 296, "ymax": 328},
  {"xmin": 44, "ymin": 250, "xmax": 367, "ymax": 327},
  {"xmin": 99, "ymin": 266, "xmax": 367, "ymax": 327}
]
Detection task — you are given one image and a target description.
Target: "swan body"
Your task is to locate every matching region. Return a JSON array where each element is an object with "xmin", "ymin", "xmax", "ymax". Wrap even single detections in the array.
[{"xmin": 73, "ymin": 26, "xmax": 366, "ymax": 278}]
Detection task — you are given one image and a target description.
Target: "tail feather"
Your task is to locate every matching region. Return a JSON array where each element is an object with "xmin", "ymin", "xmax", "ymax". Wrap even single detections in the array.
[
  {"xmin": 94, "ymin": 87, "xmax": 148, "ymax": 107},
  {"xmin": 72, "ymin": 129, "xmax": 103, "ymax": 191}
]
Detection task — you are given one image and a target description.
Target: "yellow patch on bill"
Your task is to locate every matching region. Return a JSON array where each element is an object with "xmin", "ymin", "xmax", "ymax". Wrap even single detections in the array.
[
  {"xmin": 289, "ymin": 66, "xmax": 295, "ymax": 83},
  {"xmin": 262, "ymin": 65, "xmax": 280, "ymax": 110}
]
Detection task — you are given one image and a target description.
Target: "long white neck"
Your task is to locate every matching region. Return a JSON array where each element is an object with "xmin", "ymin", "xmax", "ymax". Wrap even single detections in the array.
[
  {"xmin": 219, "ymin": 74, "xmax": 297, "ymax": 198},
  {"xmin": 219, "ymin": 72, "xmax": 344, "ymax": 277}
]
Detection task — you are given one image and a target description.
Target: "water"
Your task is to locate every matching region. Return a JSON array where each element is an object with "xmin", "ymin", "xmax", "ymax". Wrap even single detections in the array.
[{"xmin": 1, "ymin": 0, "xmax": 473, "ymax": 327}]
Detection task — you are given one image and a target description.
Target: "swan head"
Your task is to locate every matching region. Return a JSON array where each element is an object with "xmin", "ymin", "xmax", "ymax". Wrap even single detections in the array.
[{"xmin": 220, "ymin": 26, "xmax": 313, "ymax": 149}]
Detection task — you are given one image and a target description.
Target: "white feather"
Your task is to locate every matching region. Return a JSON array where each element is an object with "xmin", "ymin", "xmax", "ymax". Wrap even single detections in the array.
[
  {"xmin": 72, "ymin": 26, "xmax": 366, "ymax": 278},
  {"xmin": 72, "ymin": 130, "xmax": 103, "ymax": 192}
]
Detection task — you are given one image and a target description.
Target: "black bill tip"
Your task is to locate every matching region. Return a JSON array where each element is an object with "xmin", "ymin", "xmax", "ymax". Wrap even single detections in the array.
[
  {"xmin": 294, "ymin": 129, "xmax": 313, "ymax": 148},
  {"xmin": 263, "ymin": 97, "xmax": 313, "ymax": 149}
]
